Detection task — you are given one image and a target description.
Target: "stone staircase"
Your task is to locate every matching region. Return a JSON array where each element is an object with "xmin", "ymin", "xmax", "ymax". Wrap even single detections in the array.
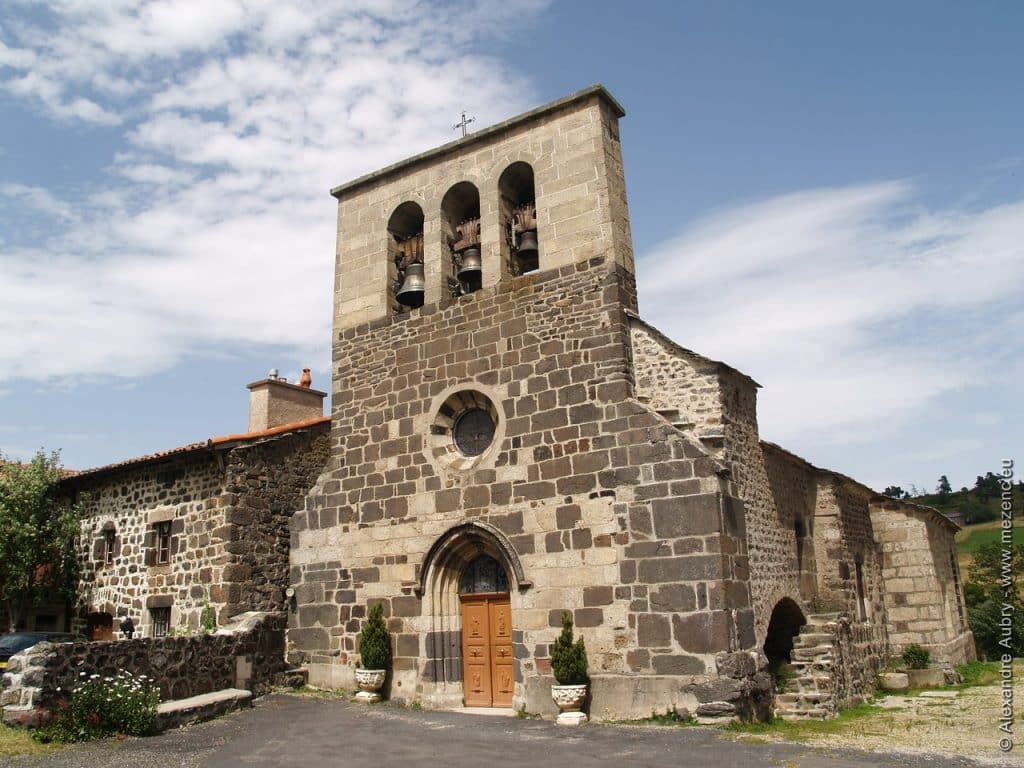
[
  {"xmin": 774, "ymin": 613, "xmax": 840, "ymax": 720},
  {"xmin": 653, "ymin": 407, "xmax": 695, "ymax": 433}
]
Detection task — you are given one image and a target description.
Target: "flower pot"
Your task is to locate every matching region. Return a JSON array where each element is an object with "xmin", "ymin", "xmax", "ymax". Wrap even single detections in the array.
[
  {"xmin": 354, "ymin": 668, "xmax": 386, "ymax": 703},
  {"xmin": 552, "ymin": 683, "xmax": 588, "ymax": 725},
  {"xmin": 906, "ymin": 667, "xmax": 945, "ymax": 689}
]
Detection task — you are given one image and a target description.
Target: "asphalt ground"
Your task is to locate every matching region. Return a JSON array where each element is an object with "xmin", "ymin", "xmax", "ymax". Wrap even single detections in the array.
[{"xmin": 2, "ymin": 693, "xmax": 1009, "ymax": 768}]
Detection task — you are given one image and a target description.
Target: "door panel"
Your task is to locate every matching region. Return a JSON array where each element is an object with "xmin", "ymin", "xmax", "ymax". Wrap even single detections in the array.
[
  {"xmin": 461, "ymin": 599, "xmax": 492, "ymax": 706},
  {"xmin": 460, "ymin": 594, "xmax": 513, "ymax": 707},
  {"xmin": 489, "ymin": 599, "xmax": 514, "ymax": 707}
]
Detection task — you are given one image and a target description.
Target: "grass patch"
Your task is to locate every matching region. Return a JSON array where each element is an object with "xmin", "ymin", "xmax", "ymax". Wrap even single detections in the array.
[
  {"xmin": 956, "ymin": 521, "xmax": 1022, "ymax": 557},
  {"xmin": 613, "ymin": 710, "xmax": 697, "ymax": 727},
  {"xmin": 956, "ymin": 660, "xmax": 1001, "ymax": 688},
  {"xmin": 724, "ymin": 702, "xmax": 885, "ymax": 741},
  {"xmin": 0, "ymin": 724, "xmax": 59, "ymax": 758}
]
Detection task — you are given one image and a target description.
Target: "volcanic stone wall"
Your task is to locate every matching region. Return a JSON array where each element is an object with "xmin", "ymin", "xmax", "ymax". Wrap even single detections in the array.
[
  {"xmin": 629, "ymin": 321, "xmax": 724, "ymax": 438},
  {"xmin": 812, "ymin": 477, "xmax": 886, "ymax": 622},
  {"xmin": 70, "ymin": 425, "xmax": 328, "ymax": 636},
  {"xmin": 74, "ymin": 452, "xmax": 229, "ymax": 635},
  {"xmin": 1, "ymin": 612, "xmax": 285, "ymax": 727},
  {"xmin": 629, "ymin": 320, "xmax": 813, "ymax": 644},
  {"xmin": 291, "ymin": 256, "xmax": 760, "ymax": 718},
  {"xmin": 761, "ymin": 446, "xmax": 819, "ymax": 608},
  {"xmin": 221, "ymin": 427, "xmax": 330, "ymax": 617}
]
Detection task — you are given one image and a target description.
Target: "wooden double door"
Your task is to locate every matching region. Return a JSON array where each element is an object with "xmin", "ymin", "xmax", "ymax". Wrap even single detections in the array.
[{"xmin": 460, "ymin": 593, "xmax": 513, "ymax": 707}]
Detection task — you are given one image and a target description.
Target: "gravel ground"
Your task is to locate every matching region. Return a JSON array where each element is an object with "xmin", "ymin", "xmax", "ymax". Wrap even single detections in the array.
[{"xmin": 731, "ymin": 680, "xmax": 1024, "ymax": 766}]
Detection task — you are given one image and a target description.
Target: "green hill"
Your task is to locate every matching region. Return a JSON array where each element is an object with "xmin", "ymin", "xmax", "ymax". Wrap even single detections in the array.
[{"xmin": 885, "ymin": 470, "xmax": 1022, "ymax": 526}]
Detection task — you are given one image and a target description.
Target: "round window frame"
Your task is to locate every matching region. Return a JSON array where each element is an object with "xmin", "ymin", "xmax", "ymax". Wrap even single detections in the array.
[
  {"xmin": 428, "ymin": 388, "xmax": 503, "ymax": 472},
  {"xmin": 452, "ymin": 408, "xmax": 496, "ymax": 457}
]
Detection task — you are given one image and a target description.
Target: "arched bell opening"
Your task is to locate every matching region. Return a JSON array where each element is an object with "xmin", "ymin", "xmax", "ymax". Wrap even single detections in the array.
[
  {"xmin": 498, "ymin": 162, "xmax": 538, "ymax": 276},
  {"xmin": 387, "ymin": 201, "xmax": 425, "ymax": 312},
  {"xmin": 418, "ymin": 522, "xmax": 528, "ymax": 709},
  {"xmin": 441, "ymin": 182, "xmax": 482, "ymax": 295},
  {"xmin": 763, "ymin": 597, "xmax": 807, "ymax": 691}
]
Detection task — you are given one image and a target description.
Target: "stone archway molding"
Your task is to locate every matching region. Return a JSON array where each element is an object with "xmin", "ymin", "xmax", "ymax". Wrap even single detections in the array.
[{"xmin": 415, "ymin": 521, "xmax": 531, "ymax": 597}]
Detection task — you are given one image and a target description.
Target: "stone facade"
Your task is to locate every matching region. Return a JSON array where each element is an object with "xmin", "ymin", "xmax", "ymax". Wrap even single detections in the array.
[
  {"xmin": 64, "ymin": 417, "xmax": 329, "ymax": 639},
  {"xmin": 287, "ymin": 85, "xmax": 973, "ymax": 721},
  {"xmin": 871, "ymin": 499, "xmax": 974, "ymax": 664},
  {"xmin": 1, "ymin": 611, "xmax": 285, "ymax": 727}
]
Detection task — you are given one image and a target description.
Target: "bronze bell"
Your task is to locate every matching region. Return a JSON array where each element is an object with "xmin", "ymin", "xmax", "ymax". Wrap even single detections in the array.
[
  {"xmin": 516, "ymin": 229, "xmax": 539, "ymax": 273},
  {"xmin": 396, "ymin": 262, "xmax": 425, "ymax": 307},
  {"xmin": 456, "ymin": 246, "xmax": 482, "ymax": 289}
]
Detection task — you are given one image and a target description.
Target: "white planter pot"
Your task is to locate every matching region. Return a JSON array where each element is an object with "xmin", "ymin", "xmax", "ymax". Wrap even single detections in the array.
[
  {"xmin": 354, "ymin": 668, "xmax": 386, "ymax": 703},
  {"xmin": 552, "ymin": 683, "xmax": 588, "ymax": 725}
]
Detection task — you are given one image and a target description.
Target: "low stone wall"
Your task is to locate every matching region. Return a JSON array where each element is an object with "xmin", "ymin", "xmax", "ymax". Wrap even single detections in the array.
[
  {"xmin": 1, "ymin": 611, "xmax": 286, "ymax": 727},
  {"xmin": 830, "ymin": 616, "xmax": 888, "ymax": 710}
]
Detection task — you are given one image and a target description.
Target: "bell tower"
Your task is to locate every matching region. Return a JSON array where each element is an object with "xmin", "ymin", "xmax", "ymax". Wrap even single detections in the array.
[{"xmin": 329, "ymin": 85, "xmax": 634, "ymax": 333}]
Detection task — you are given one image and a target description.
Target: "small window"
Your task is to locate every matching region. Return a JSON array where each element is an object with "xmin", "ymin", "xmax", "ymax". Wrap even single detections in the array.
[
  {"xmin": 103, "ymin": 529, "xmax": 116, "ymax": 565},
  {"xmin": 854, "ymin": 560, "xmax": 869, "ymax": 622},
  {"xmin": 150, "ymin": 607, "xmax": 171, "ymax": 638},
  {"xmin": 950, "ymin": 548, "xmax": 966, "ymax": 627},
  {"xmin": 155, "ymin": 521, "xmax": 171, "ymax": 565}
]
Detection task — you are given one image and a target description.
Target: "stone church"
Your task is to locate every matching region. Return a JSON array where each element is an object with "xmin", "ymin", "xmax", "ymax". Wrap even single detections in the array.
[{"xmin": 287, "ymin": 85, "xmax": 974, "ymax": 720}]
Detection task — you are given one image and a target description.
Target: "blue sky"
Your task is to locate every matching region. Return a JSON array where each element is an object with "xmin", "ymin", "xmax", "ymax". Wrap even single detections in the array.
[{"xmin": 0, "ymin": 0, "xmax": 1020, "ymax": 493}]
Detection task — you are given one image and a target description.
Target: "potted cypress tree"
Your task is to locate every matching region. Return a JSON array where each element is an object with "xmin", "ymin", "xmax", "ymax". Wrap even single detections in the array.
[
  {"xmin": 550, "ymin": 611, "xmax": 589, "ymax": 725},
  {"xmin": 355, "ymin": 603, "xmax": 390, "ymax": 703}
]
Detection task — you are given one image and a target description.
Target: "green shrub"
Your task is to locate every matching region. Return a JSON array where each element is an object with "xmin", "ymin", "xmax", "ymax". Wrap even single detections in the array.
[
  {"xmin": 550, "ymin": 611, "xmax": 589, "ymax": 685},
  {"xmin": 902, "ymin": 644, "xmax": 931, "ymax": 670},
  {"xmin": 769, "ymin": 660, "xmax": 798, "ymax": 693},
  {"xmin": 358, "ymin": 603, "xmax": 391, "ymax": 671},
  {"xmin": 36, "ymin": 670, "xmax": 160, "ymax": 742},
  {"xmin": 200, "ymin": 599, "xmax": 217, "ymax": 634}
]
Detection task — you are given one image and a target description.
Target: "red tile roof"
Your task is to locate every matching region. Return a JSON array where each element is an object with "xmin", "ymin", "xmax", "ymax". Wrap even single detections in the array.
[{"xmin": 62, "ymin": 416, "xmax": 330, "ymax": 482}]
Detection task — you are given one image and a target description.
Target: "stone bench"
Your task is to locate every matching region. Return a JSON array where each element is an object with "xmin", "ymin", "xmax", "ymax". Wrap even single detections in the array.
[{"xmin": 156, "ymin": 688, "xmax": 253, "ymax": 731}]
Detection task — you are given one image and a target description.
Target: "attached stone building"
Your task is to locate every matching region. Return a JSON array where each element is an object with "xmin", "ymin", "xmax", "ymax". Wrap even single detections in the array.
[
  {"xmin": 282, "ymin": 85, "xmax": 972, "ymax": 720},
  {"xmin": 62, "ymin": 375, "xmax": 329, "ymax": 641}
]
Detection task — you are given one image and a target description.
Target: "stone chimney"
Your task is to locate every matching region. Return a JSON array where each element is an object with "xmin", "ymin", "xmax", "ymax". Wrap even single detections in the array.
[{"xmin": 247, "ymin": 369, "xmax": 327, "ymax": 432}]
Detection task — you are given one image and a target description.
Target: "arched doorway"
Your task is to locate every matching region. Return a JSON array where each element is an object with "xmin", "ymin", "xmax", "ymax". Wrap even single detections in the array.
[
  {"xmin": 86, "ymin": 612, "xmax": 114, "ymax": 641},
  {"xmin": 763, "ymin": 598, "xmax": 807, "ymax": 684},
  {"xmin": 459, "ymin": 555, "xmax": 513, "ymax": 707},
  {"xmin": 417, "ymin": 522, "xmax": 527, "ymax": 709}
]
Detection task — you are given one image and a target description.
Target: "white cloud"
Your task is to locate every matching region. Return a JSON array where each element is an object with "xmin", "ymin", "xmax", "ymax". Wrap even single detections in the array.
[
  {"xmin": 638, "ymin": 182, "xmax": 1024, "ymax": 447},
  {"xmin": 0, "ymin": 0, "xmax": 547, "ymax": 383}
]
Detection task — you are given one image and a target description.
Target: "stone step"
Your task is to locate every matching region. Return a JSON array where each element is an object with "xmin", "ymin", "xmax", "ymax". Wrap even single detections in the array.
[
  {"xmin": 792, "ymin": 646, "xmax": 833, "ymax": 661},
  {"xmin": 156, "ymin": 688, "xmax": 252, "ymax": 731},
  {"xmin": 796, "ymin": 632, "xmax": 834, "ymax": 645},
  {"xmin": 776, "ymin": 691, "xmax": 830, "ymax": 705},
  {"xmin": 776, "ymin": 709, "xmax": 831, "ymax": 720}
]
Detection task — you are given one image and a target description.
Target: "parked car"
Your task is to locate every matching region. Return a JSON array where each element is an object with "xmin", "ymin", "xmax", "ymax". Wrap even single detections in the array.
[{"xmin": 0, "ymin": 632, "xmax": 83, "ymax": 670}]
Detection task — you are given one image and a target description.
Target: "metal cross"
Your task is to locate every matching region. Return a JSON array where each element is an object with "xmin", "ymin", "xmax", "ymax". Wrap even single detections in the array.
[{"xmin": 453, "ymin": 110, "xmax": 475, "ymax": 137}]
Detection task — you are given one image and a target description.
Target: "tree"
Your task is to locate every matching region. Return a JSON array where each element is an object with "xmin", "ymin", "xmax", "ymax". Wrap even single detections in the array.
[
  {"xmin": 0, "ymin": 451, "xmax": 81, "ymax": 631},
  {"xmin": 883, "ymin": 486, "xmax": 908, "ymax": 499},
  {"xmin": 936, "ymin": 475, "xmax": 952, "ymax": 501},
  {"xmin": 964, "ymin": 541, "xmax": 1024, "ymax": 659}
]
